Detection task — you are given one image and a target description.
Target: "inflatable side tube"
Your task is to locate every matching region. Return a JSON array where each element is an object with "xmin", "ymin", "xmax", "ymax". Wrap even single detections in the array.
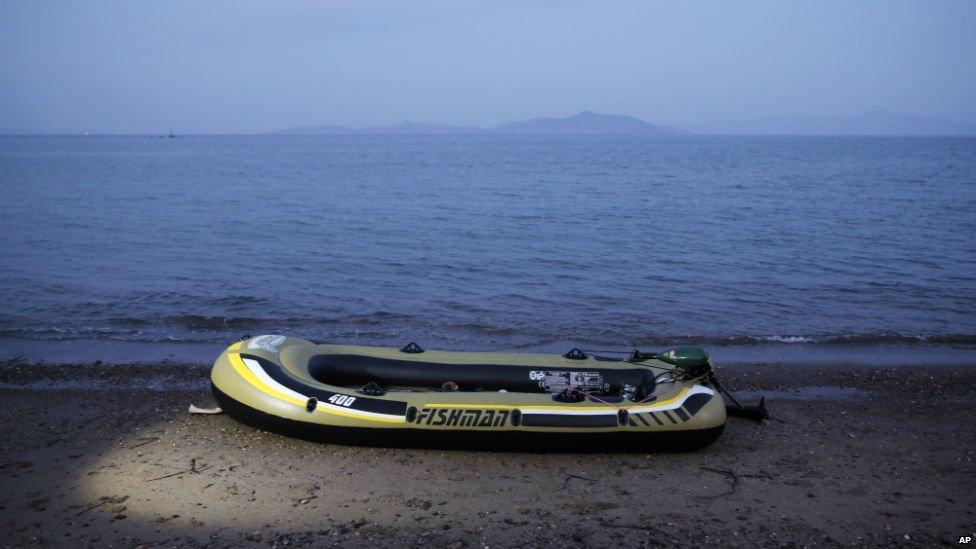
[{"xmin": 212, "ymin": 384, "xmax": 725, "ymax": 452}]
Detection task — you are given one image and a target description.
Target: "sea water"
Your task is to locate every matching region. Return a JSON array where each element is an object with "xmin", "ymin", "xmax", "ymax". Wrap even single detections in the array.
[{"xmin": 1, "ymin": 135, "xmax": 974, "ymax": 364}]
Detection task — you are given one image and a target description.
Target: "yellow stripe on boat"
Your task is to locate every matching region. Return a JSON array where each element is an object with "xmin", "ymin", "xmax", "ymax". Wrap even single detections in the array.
[
  {"xmin": 229, "ymin": 352, "xmax": 305, "ymax": 407},
  {"xmin": 229, "ymin": 353, "xmax": 405, "ymax": 424}
]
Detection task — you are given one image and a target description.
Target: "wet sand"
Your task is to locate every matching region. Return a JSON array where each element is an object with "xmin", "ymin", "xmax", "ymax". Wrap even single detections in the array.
[{"xmin": 1, "ymin": 361, "xmax": 974, "ymax": 547}]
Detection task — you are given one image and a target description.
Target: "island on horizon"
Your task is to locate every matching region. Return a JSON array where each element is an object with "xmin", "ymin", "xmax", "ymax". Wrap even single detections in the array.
[
  {"xmin": 274, "ymin": 111, "xmax": 685, "ymax": 136},
  {"xmin": 272, "ymin": 109, "xmax": 976, "ymax": 137}
]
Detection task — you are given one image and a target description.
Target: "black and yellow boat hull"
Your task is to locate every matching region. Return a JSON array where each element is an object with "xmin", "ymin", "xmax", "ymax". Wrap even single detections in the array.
[{"xmin": 210, "ymin": 336, "xmax": 727, "ymax": 451}]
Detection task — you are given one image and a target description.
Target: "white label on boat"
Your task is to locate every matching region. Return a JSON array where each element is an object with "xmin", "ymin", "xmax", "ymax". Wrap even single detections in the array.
[
  {"xmin": 532, "ymin": 370, "xmax": 603, "ymax": 392},
  {"xmin": 328, "ymin": 394, "xmax": 357, "ymax": 407}
]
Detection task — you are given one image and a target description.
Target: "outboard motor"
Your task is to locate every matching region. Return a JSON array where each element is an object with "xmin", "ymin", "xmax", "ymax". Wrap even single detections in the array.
[
  {"xmin": 655, "ymin": 346, "xmax": 769, "ymax": 421},
  {"xmin": 657, "ymin": 346, "xmax": 713, "ymax": 379}
]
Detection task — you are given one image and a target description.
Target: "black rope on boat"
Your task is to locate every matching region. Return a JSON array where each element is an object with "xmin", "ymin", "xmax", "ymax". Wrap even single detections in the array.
[
  {"xmin": 623, "ymin": 353, "xmax": 770, "ymax": 421},
  {"xmin": 552, "ymin": 387, "xmax": 586, "ymax": 402},
  {"xmin": 622, "ymin": 359, "xmax": 685, "ymax": 375},
  {"xmin": 580, "ymin": 389, "xmax": 657, "ymax": 408},
  {"xmin": 577, "ymin": 346, "xmax": 771, "ymax": 422}
]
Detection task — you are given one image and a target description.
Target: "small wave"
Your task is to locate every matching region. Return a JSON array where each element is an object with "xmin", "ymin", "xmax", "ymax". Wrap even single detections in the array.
[
  {"xmin": 106, "ymin": 317, "xmax": 152, "ymax": 326},
  {"xmin": 452, "ymin": 322, "xmax": 524, "ymax": 336},
  {"xmin": 165, "ymin": 314, "xmax": 267, "ymax": 330},
  {"xmin": 647, "ymin": 333, "xmax": 976, "ymax": 346},
  {"xmin": 210, "ymin": 295, "xmax": 271, "ymax": 306},
  {"xmin": 798, "ymin": 333, "xmax": 976, "ymax": 345},
  {"xmin": 1, "ymin": 323, "xmax": 975, "ymax": 349},
  {"xmin": 436, "ymin": 300, "xmax": 492, "ymax": 314},
  {"xmin": 0, "ymin": 378, "xmax": 208, "ymax": 391},
  {"xmin": 760, "ymin": 335, "xmax": 817, "ymax": 344},
  {"xmin": 337, "ymin": 311, "xmax": 416, "ymax": 326}
]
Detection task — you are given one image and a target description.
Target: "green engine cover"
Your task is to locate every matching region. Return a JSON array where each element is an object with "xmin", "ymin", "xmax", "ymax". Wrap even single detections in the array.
[{"xmin": 657, "ymin": 347, "xmax": 710, "ymax": 368}]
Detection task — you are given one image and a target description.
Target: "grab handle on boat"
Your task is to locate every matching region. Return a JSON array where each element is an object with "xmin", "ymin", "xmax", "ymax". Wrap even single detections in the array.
[
  {"xmin": 400, "ymin": 342, "xmax": 424, "ymax": 353},
  {"xmin": 562, "ymin": 348, "xmax": 588, "ymax": 360},
  {"xmin": 359, "ymin": 381, "xmax": 386, "ymax": 396}
]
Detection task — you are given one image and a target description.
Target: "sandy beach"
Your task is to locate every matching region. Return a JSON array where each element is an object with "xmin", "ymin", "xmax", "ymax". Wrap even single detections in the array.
[
  {"xmin": 5, "ymin": 1, "xmax": 976, "ymax": 546},
  {"xmin": 1, "ymin": 360, "xmax": 973, "ymax": 548}
]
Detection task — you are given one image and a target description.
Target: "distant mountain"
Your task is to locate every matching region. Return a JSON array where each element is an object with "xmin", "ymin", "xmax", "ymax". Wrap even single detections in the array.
[
  {"xmin": 273, "ymin": 111, "xmax": 682, "ymax": 135},
  {"xmin": 358, "ymin": 121, "xmax": 486, "ymax": 135},
  {"xmin": 698, "ymin": 111, "xmax": 976, "ymax": 136},
  {"xmin": 490, "ymin": 111, "xmax": 680, "ymax": 135}
]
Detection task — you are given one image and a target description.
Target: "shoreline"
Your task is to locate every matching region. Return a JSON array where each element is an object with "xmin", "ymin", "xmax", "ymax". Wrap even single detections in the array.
[
  {"xmin": 1, "ymin": 361, "xmax": 974, "ymax": 547},
  {"xmin": 2, "ymin": 337, "xmax": 975, "ymax": 369}
]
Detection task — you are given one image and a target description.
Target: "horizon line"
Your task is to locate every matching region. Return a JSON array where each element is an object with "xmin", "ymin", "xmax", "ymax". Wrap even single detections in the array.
[{"xmin": 3, "ymin": 132, "xmax": 976, "ymax": 138}]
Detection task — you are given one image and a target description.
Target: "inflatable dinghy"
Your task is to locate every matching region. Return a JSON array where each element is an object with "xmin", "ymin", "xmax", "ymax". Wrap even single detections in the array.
[{"xmin": 210, "ymin": 336, "xmax": 728, "ymax": 450}]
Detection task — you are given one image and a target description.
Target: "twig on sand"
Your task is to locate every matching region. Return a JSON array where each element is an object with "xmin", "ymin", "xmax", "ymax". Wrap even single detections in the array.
[
  {"xmin": 561, "ymin": 474, "xmax": 597, "ymax": 490},
  {"xmin": 145, "ymin": 458, "xmax": 214, "ymax": 482},
  {"xmin": 699, "ymin": 466, "xmax": 773, "ymax": 497},
  {"xmin": 597, "ymin": 517, "xmax": 667, "ymax": 536},
  {"xmin": 75, "ymin": 495, "xmax": 128, "ymax": 517},
  {"xmin": 599, "ymin": 522, "xmax": 658, "ymax": 532},
  {"xmin": 127, "ymin": 437, "xmax": 160, "ymax": 449},
  {"xmin": 75, "ymin": 500, "xmax": 110, "ymax": 517}
]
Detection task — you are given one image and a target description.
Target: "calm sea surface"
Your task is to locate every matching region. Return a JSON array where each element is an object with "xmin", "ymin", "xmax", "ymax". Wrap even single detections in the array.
[{"xmin": 1, "ymin": 135, "xmax": 974, "ymax": 363}]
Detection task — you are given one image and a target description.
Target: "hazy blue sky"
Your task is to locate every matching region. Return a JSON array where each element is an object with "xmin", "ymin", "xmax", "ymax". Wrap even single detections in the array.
[{"xmin": 2, "ymin": 0, "xmax": 974, "ymax": 134}]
